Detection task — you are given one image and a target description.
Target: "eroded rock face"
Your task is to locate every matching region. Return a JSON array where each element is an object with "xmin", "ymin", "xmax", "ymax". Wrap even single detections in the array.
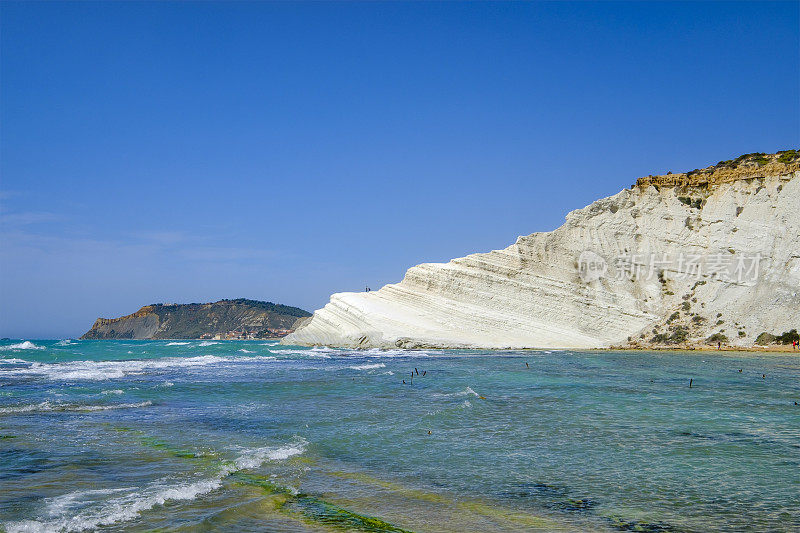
[{"xmin": 285, "ymin": 168, "xmax": 800, "ymax": 350}]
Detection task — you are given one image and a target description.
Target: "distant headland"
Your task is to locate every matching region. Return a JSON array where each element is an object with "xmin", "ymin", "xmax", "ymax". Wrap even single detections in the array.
[{"xmin": 80, "ymin": 299, "xmax": 311, "ymax": 340}]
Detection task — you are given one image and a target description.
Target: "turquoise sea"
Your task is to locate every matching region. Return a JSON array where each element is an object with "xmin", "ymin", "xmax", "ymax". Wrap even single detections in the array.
[{"xmin": 0, "ymin": 339, "xmax": 798, "ymax": 532}]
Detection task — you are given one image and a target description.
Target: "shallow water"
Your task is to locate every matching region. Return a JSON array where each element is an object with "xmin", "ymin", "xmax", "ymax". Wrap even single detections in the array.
[{"xmin": 1, "ymin": 340, "xmax": 798, "ymax": 532}]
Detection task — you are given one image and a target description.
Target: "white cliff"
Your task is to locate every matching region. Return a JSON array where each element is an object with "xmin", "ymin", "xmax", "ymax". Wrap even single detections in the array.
[{"xmin": 285, "ymin": 152, "xmax": 800, "ymax": 349}]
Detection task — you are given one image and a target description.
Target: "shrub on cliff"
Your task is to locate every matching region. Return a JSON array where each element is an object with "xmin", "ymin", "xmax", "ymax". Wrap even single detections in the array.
[
  {"xmin": 777, "ymin": 329, "xmax": 799, "ymax": 344},
  {"xmin": 777, "ymin": 149, "xmax": 798, "ymax": 164},
  {"xmin": 755, "ymin": 332, "xmax": 777, "ymax": 345},
  {"xmin": 706, "ymin": 333, "xmax": 728, "ymax": 344}
]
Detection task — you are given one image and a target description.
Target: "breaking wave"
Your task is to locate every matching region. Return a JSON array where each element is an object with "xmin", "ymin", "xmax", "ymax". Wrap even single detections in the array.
[
  {"xmin": 0, "ymin": 341, "xmax": 45, "ymax": 351},
  {"xmin": 231, "ymin": 436, "xmax": 308, "ymax": 469},
  {"xmin": 4, "ymin": 437, "xmax": 307, "ymax": 533},
  {"xmin": 349, "ymin": 363, "xmax": 386, "ymax": 370},
  {"xmin": 0, "ymin": 352, "xmax": 282, "ymax": 383},
  {"xmin": 0, "ymin": 358, "xmax": 28, "ymax": 364},
  {"xmin": 0, "ymin": 355, "xmax": 232, "ymax": 381},
  {"xmin": 166, "ymin": 342, "xmax": 190, "ymax": 346}
]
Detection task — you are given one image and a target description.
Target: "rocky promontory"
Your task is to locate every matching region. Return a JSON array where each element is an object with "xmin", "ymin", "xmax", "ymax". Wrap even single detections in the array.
[{"xmin": 81, "ymin": 299, "xmax": 311, "ymax": 340}]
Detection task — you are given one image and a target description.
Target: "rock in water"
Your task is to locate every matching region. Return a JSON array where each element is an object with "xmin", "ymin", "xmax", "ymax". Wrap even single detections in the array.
[{"xmin": 284, "ymin": 152, "xmax": 800, "ymax": 350}]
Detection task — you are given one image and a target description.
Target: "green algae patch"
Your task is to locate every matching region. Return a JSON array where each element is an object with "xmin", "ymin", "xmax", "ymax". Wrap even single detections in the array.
[
  {"xmin": 288, "ymin": 496, "xmax": 414, "ymax": 533},
  {"xmin": 0, "ymin": 435, "xmax": 17, "ymax": 439},
  {"xmin": 326, "ymin": 470, "xmax": 560, "ymax": 530},
  {"xmin": 233, "ymin": 472, "xmax": 414, "ymax": 532},
  {"xmin": 606, "ymin": 514, "xmax": 677, "ymax": 532},
  {"xmin": 231, "ymin": 472, "xmax": 293, "ymax": 495},
  {"xmin": 457, "ymin": 500, "xmax": 560, "ymax": 530},
  {"xmin": 137, "ymin": 435, "xmax": 217, "ymax": 463},
  {"xmin": 326, "ymin": 470, "xmax": 448, "ymax": 504},
  {"xmin": 107, "ymin": 425, "xmax": 138, "ymax": 433}
]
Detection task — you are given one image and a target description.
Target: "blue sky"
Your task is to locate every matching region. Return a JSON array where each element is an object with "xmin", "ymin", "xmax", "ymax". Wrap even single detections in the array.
[{"xmin": 1, "ymin": 1, "xmax": 798, "ymax": 338}]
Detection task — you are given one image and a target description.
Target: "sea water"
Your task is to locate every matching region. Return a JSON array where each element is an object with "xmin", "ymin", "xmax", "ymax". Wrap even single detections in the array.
[{"xmin": 1, "ymin": 340, "xmax": 798, "ymax": 532}]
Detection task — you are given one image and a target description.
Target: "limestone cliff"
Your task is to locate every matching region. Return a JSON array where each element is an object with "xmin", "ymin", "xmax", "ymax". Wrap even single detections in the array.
[
  {"xmin": 81, "ymin": 299, "xmax": 311, "ymax": 339},
  {"xmin": 284, "ymin": 151, "xmax": 800, "ymax": 349}
]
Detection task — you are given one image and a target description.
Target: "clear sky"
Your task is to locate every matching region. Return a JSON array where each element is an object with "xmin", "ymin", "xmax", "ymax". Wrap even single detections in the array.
[{"xmin": 1, "ymin": 1, "xmax": 798, "ymax": 338}]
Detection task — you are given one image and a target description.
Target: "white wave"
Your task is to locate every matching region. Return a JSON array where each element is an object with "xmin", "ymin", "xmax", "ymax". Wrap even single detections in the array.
[
  {"xmin": 0, "ymin": 401, "xmax": 152, "ymax": 414},
  {"xmin": 0, "ymin": 355, "xmax": 230, "ymax": 381},
  {"xmin": 6, "ymin": 478, "xmax": 222, "ymax": 533},
  {"xmin": 4, "ymin": 437, "xmax": 307, "ymax": 533},
  {"xmin": 56, "ymin": 340, "xmax": 75, "ymax": 346},
  {"xmin": 349, "ymin": 363, "xmax": 386, "ymax": 370},
  {"xmin": 233, "ymin": 437, "xmax": 308, "ymax": 469},
  {"xmin": 161, "ymin": 381, "xmax": 174, "ymax": 387},
  {"xmin": 0, "ymin": 358, "xmax": 29, "ymax": 364},
  {"xmin": 311, "ymin": 347, "xmax": 337, "ymax": 354},
  {"xmin": 45, "ymin": 487, "xmax": 132, "ymax": 517},
  {"xmin": 166, "ymin": 342, "xmax": 190, "ymax": 346},
  {"xmin": 0, "ymin": 341, "xmax": 45, "ymax": 351},
  {"xmin": 361, "ymin": 348, "xmax": 431, "ymax": 358},
  {"xmin": 271, "ymin": 349, "xmax": 311, "ymax": 357},
  {"xmin": 238, "ymin": 349, "xmax": 255, "ymax": 353},
  {"xmin": 198, "ymin": 341, "xmax": 219, "ymax": 346},
  {"xmin": 271, "ymin": 347, "xmax": 339, "ymax": 358},
  {"xmin": 434, "ymin": 386, "xmax": 480, "ymax": 398},
  {"xmin": 101, "ymin": 389, "xmax": 124, "ymax": 395}
]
